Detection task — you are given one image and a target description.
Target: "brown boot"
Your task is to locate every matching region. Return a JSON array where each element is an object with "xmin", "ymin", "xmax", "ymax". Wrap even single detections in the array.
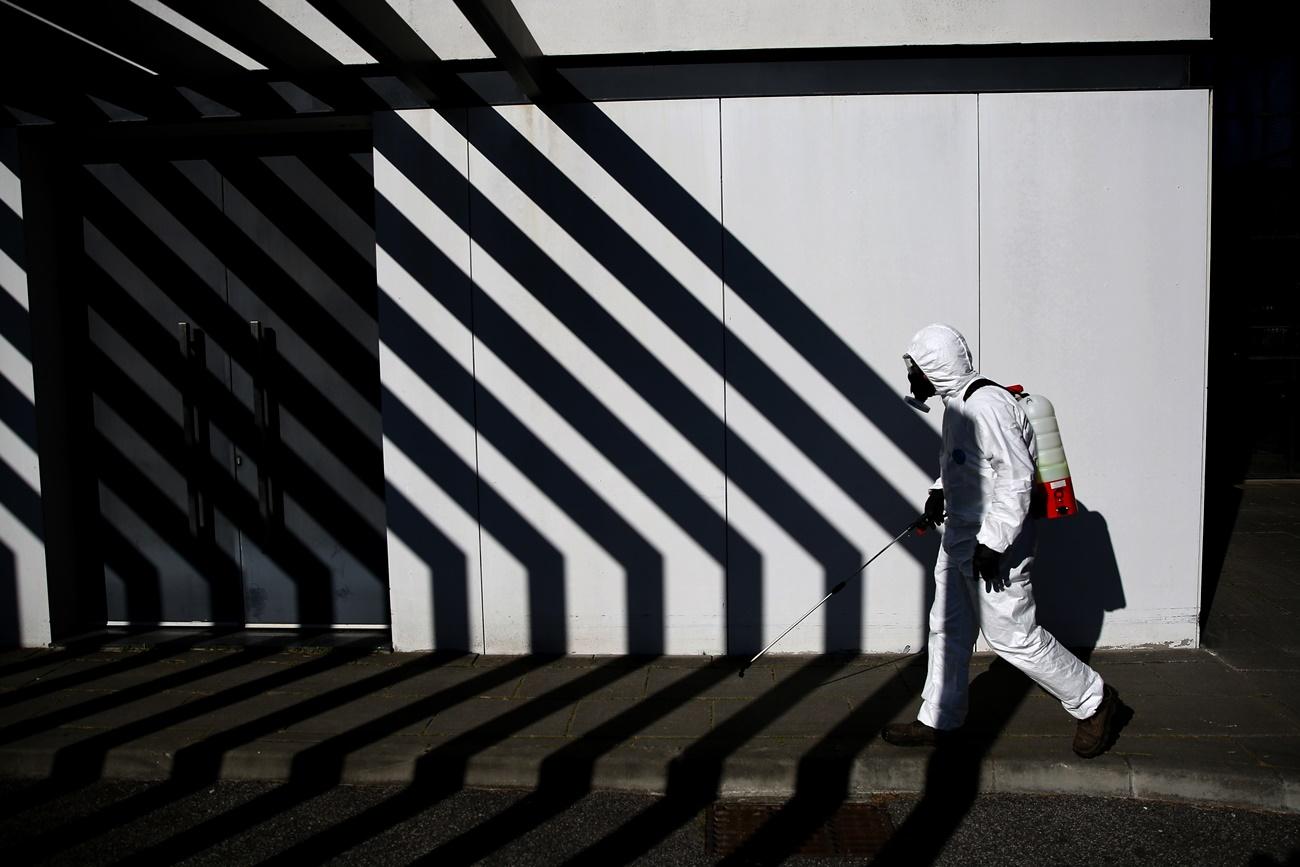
[
  {"xmin": 1073, "ymin": 684, "xmax": 1121, "ymax": 758},
  {"xmin": 881, "ymin": 720, "xmax": 958, "ymax": 747}
]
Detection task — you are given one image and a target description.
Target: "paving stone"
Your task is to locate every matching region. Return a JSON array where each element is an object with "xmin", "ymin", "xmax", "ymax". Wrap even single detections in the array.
[
  {"xmin": 0, "ymin": 655, "xmax": 75, "ymax": 689},
  {"xmin": 648, "ymin": 663, "xmax": 770, "ymax": 699},
  {"xmin": 789, "ymin": 659, "xmax": 915, "ymax": 702},
  {"xmin": 1237, "ymin": 736, "xmax": 1300, "ymax": 770},
  {"xmin": 514, "ymin": 662, "xmax": 651, "ymax": 701},
  {"xmin": 1208, "ymin": 646, "xmax": 1300, "ymax": 672},
  {"xmin": 569, "ymin": 697, "xmax": 712, "ymax": 739},
  {"xmin": 1242, "ymin": 671, "xmax": 1300, "ymax": 724},
  {"xmin": 175, "ymin": 689, "xmax": 329, "ymax": 735},
  {"xmin": 1117, "ymin": 692, "xmax": 1296, "ymax": 737},
  {"xmin": 366, "ymin": 662, "xmax": 527, "ymax": 700},
  {"xmin": 273, "ymin": 692, "xmax": 438, "ymax": 738},
  {"xmin": 720, "ymin": 695, "xmax": 855, "ymax": 739},
  {"xmin": 1101, "ymin": 658, "xmax": 1255, "ymax": 697},
  {"xmin": 423, "ymin": 696, "xmax": 573, "ymax": 739},
  {"xmin": 972, "ymin": 692, "xmax": 1076, "ymax": 738}
]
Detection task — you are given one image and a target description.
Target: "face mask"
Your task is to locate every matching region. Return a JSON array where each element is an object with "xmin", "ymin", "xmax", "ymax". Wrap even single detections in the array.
[{"xmin": 904, "ymin": 358, "xmax": 936, "ymax": 412}]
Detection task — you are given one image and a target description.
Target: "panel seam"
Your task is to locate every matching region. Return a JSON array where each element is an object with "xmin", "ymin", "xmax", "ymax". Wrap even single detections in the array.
[
  {"xmin": 464, "ymin": 110, "xmax": 488, "ymax": 656},
  {"xmin": 718, "ymin": 96, "xmax": 731, "ymax": 655}
]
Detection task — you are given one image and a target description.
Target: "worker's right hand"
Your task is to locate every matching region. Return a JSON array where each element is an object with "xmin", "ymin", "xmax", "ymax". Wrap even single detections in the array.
[{"xmin": 917, "ymin": 489, "xmax": 945, "ymax": 530}]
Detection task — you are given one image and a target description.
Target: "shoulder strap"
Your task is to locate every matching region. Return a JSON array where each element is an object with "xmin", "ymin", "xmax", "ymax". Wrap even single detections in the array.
[{"xmin": 963, "ymin": 378, "xmax": 1006, "ymax": 401}]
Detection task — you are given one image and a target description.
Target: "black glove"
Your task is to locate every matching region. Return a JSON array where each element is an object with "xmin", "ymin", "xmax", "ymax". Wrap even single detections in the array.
[
  {"xmin": 915, "ymin": 489, "xmax": 945, "ymax": 531},
  {"xmin": 973, "ymin": 543, "xmax": 1007, "ymax": 593}
]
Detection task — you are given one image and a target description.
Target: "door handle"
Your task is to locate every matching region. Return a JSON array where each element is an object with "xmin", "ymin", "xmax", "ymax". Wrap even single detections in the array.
[
  {"xmin": 249, "ymin": 320, "xmax": 283, "ymax": 533},
  {"xmin": 179, "ymin": 322, "xmax": 214, "ymax": 544}
]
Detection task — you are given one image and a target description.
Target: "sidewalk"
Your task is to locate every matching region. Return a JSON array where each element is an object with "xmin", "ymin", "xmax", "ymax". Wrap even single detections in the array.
[{"xmin": 0, "ymin": 487, "xmax": 1296, "ymax": 813}]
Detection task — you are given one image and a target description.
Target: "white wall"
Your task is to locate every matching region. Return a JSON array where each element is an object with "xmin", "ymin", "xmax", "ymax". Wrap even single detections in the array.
[
  {"xmin": 516, "ymin": 0, "xmax": 1211, "ymax": 55},
  {"xmin": 720, "ymin": 94, "xmax": 978, "ymax": 653},
  {"xmin": 380, "ymin": 89, "xmax": 1211, "ymax": 654},
  {"xmin": 978, "ymin": 90, "xmax": 1211, "ymax": 649},
  {"xmin": 245, "ymin": 0, "xmax": 1210, "ymax": 66},
  {"xmin": 0, "ymin": 134, "xmax": 52, "ymax": 647}
]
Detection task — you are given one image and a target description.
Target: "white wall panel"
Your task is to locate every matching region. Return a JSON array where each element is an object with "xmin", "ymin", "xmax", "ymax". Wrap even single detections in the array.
[
  {"xmin": 0, "ymin": 131, "xmax": 50, "ymax": 647},
  {"xmin": 466, "ymin": 101, "xmax": 727, "ymax": 655},
  {"xmin": 376, "ymin": 109, "xmax": 485, "ymax": 653},
  {"xmin": 978, "ymin": 90, "xmax": 1211, "ymax": 648},
  {"xmin": 721, "ymin": 94, "xmax": 979, "ymax": 652},
  {"xmin": 514, "ymin": 0, "xmax": 1209, "ymax": 56}
]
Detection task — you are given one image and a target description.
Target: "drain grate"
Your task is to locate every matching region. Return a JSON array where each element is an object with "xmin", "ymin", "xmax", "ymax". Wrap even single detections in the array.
[{"xmin": 706, "ymin": 801, "xmax": 895, "ymax": 858}]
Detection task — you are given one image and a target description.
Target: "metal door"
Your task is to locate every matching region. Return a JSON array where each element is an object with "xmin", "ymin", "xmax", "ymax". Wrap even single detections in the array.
[{"xmin": 84, "ymin": 150, "xmax": 387, "ymax": 627}]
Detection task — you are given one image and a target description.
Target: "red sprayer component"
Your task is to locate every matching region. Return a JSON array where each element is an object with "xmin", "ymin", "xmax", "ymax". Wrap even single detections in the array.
[{"xmin": 1015, "ymin": 391, "xmax": 1078, "ymax": 519}]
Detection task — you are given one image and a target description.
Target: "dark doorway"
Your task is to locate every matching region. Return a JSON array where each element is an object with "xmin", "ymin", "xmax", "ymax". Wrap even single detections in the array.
[{"xmin": 76, "ymin": 134, "xmax": 388, "ymax": 628}]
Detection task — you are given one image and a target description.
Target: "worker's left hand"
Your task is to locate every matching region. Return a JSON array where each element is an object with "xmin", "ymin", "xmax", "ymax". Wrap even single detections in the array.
[{"xmin": 973, "ymin": 543, "xmax": 1007, "ymax": 593}]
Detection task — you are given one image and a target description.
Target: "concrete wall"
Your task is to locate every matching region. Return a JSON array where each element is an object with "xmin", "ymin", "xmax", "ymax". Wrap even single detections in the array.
[
  {"xmin": 0, "ymin": 129, "xmax": 51, "ymax": 647},
  {"xmin": 377, "ymin": 89, "xmax": 1212, "ymax": 654},
  {"xmin": 253, "ymin": 1, "xmax": 1210, "ymax": 65}
]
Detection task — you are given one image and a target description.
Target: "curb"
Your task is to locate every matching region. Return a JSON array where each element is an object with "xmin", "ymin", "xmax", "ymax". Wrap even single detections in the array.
[{"xmin": 3, "ymin": 739, "xmax": 1295, "ymax": 814}]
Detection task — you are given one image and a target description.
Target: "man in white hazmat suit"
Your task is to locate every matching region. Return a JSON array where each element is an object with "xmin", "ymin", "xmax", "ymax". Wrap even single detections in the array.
[{"xmin": 883, "ymin": 323, "xmax": 1122, "ymax": 758}]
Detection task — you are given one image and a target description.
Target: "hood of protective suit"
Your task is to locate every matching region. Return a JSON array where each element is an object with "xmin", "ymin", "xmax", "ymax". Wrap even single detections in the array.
[{"xmin": 904, "ymin": 323, "xmax": 976, "ymax": 399}]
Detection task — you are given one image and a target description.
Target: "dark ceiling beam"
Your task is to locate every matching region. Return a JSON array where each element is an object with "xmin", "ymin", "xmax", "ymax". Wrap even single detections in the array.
[
  {"xmin": 4, "ymin": 0, "xmax": 292, "ymax": 118},
  {"xmin": 0, "ymin": 4, "xmax": 200, "ymax": 121},
  {"xmin": 450, "ymin": 0, "xmax": 555, "ymax": 101},
  {"xmin": 166, "ymin": 0, "xmax": 388, "ymax": 112}
]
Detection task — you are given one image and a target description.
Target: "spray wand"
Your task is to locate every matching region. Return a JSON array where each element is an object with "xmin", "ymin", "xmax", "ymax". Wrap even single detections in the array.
[{"xmin": 737, "ymin": 518, "xmax": 927, "ymax": 678}]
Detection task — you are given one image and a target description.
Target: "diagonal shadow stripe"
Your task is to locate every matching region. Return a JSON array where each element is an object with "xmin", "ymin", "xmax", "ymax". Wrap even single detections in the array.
[
  {"xmin": 86, "ymin": 268, "xmax": 386, "ymax": 577},
  {"xmin": 451, "ymin": 104, "xmax": 935, "ymax": 518},
  {"xmin": 119, "ymin": 160, "xmax": 379, "ymax": 405},
  {"xmin": 0, "ymin": 291, "xmax": 32, "ymax": 361},
  {"xmin": 0, "ymin": 639, "xmax": 289, "ymax": 747},
  {"xmin": 381, "ymin": 306, "xmax": 665, "ymax": 653},
  {"xmin": 377, "ymin": 112, "xmax": 924, "ymax": 650},
  {"xmin": 0, "ymin": 630, "xmax": 218, "ymax": 682},
  {"xmin": 382, "ymin": 386, "xmax": 568, "ymax": 653},
  {"xmin": 383, "ymin": 484, "xmax": 472, "ymax": 651},
  {"xmin": 80, "ymin": 179, "xmax": 381, "ymax": 495},
  {"xmin": 98, "ymin": 518, "xmax": 162, "ymax": 626},
  {"xmin": 413, "ymin": 661, "xmax": 740, "ymax": 864},
  {"xmin": 19, "ymin": 648, "xmax": 473, "ymax": 857},
  {"xmin": 0, "ymin": 375, "xmax": 37, "ymax": 450},
  {"xmin": 564, "ymin": 656, "xmax": 864, "ymax": 865},
  {"xmin": 379, "ymin": 185, "xmax": 859, "ymax": 650},
  {"xmin": 0, "ymin": 459, "xmax": 43, "ymax": 542},
  {"xmin": 0, "ymin": 202, "xmax": 22, "ymax": 270},
  {"xmin": 115, "ymin": 653, "xmax": 570, "ymax": 864},
  {"xmin": 92, "ymin": 429, "xmax": 246, "ymax": 625},
  {"xmin": 255, "ymin": 655, "xmax": 660, "ymax": 866},
  {"xmin": 0, "ymin": 631, "xmax": 228, "ymax": 710},
  {"xmin": 714, "ymin": 654, "xmax": 930, "ymax": 865},
  {"xmin": 536, "ymin": 100, "xmax": 940, "ymax": 473},
  {"xmin": 210, "ymin": 156, "xmax": 377, "ymax": 318},
  {"xmin": 91, "ymin": 358, "xmax": 339, "ymax": 625}
]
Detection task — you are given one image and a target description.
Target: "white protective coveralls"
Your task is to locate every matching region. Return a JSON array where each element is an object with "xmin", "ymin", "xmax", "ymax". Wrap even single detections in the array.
[{"xmin": 905, "ymin": 323, "xmax": 1104, "ymax": 730}]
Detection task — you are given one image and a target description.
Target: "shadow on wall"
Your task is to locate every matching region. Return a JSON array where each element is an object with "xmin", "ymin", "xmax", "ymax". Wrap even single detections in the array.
[
  {"xmin": 374, "ymin": 104, "xmax": 933, "ymax": 657},
  {"xmin": 0, "ymin": 544, "xmax": 15, "ymax": 645},
  {"xmin": 75, "ymin": 148, "xmax": 390, "ymax": 631},
  {"xmin": 1033, "ymin": 501, "xmax": 1127, "ymax": 653}
]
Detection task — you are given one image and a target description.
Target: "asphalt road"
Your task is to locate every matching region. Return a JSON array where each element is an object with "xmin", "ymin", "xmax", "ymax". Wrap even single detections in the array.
[{"xmin": 2, "ymin": 781, "xmax": 1297, "ymax": 865}]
